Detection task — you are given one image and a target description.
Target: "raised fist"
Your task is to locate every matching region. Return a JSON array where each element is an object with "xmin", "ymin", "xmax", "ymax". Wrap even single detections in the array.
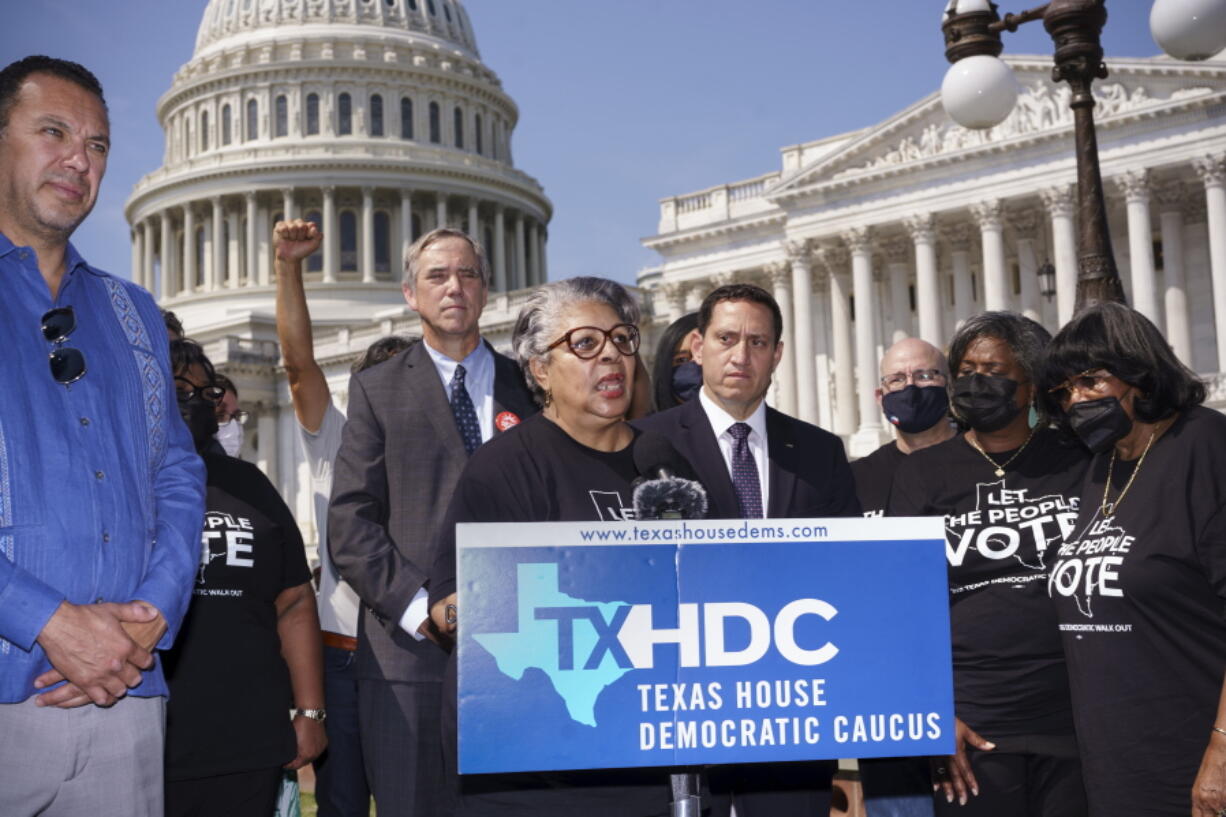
[{"xmin": 274, "ymin": 218, "xmax": 323, "ymax": 262}]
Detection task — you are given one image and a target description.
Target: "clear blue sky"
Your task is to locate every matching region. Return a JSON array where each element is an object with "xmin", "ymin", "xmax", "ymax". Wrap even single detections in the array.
[{"xmin": 2, "ymin": 1, "xmax": 1160, "ymax": 284}]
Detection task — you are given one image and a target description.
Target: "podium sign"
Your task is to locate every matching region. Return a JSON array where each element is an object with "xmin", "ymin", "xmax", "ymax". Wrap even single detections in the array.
[{"xmin": 456, "ymin": 517, "xmax": 953, "ymax": 774}]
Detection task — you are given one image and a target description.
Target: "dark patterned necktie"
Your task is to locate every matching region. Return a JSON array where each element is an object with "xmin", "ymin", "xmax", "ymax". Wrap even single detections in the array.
[
  {"xmin": 728, "ymin": 422, "xmax": 763, "ymax": 519},
  {"xmin": 450, "ymin": 364, "xmax": 482, "ymax": 455}
]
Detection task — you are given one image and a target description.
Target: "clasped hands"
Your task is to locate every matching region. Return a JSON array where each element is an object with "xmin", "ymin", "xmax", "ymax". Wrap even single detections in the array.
[{"xmin": 33, "ymin": 599, "xmax": 167, "ymax": 708}]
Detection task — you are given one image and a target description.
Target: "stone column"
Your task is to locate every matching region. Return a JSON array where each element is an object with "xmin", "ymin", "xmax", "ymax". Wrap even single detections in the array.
[
  {"xmin": 361, "ymin": 186, "xmax": 376, "ymax": 284},
  {"xmin": 210, "ymin": 196, "xmax": 224, "ymax": 291},
  {"xmin": 1196, "ymin": 155, "xmax": 1226, "ymax": 369},
  {"xmin": 527, "ymin": 221, "xmax": 540, "ymax": 286},
  {"xmin": 322, "ymin": 186, "xmax": 338, "ymax": 283},
  {"xmin": 905, "ymin": 214, "xmax": 941, "ymax": 346},
  {"xmin": 845, "ymin": 227, "xmax": 885, "ymax": 455},
  {"xmin": 817, "ymin": 244, "xmax": 855, "ymax": 438},
  {"xmin": 1007, "ymin": 207, "xmax": 1042, "ymax": 324},
  {"xmin": 515, "ymin": 213, "xmax": 527, "ymax": 291},
  {"xmin": 226, "ymin": 209, "xmax": 241, "ymax": 288},
  {"xmin": 159, "ymin": 210, "xmax": 174, "ymax": 299},
  {"xmin": 400, "ymin": 189, "xmax": 413, "ymax": 268},
  {"xmin": 972, "ymin": 200, "xmax": 1008, "ymax": 311},
  {"xmin": 1157, "ymin": 180, "xmax": 1192, "ymax": 364},
  {"xmin": 257, "ymin": 406, "xmax": 278, "ymax": 485},
  {"xmin": 182, "ymin": 206, "xmax": 196, "ymax": 294},
  {"xmin": 1041, "ymin": 185, "xmax": 1078, "ymax": 325},
  {"xmin": 1118, "ymin": 169, "xmax": 1159, "ymax": 323},
  {"xmin": 493, "ymin": 205, "xmax": 507, "ymax": 291},
  {"xmin": 882, "ymin": 235, "xmax": 911, "ymax": 343},
  {"xmin": 245, "ymin": 192, "xmax": 258, "ymax": 288},
  {"xmin": 435, "ymin": 195, "xmax": 447, "ymax": 230},
  {"xmin": 281, "ymin": 187, "xmax": 295, "ymax": 222},
  {"xmin": 131, "ymin": 224, "xmax": 144, "ymax": 289},
  {"xmin": 468, "ymin": 199, "xmax": 479, "ymax": 242},
  {"xmin": 683, "ymin": 281, "xmax": 705, "ymax": 313},
  {"xmin": 942, "ymin": 222, "xmax": 974, "ymax": 328},
  {"xmin": 662, "ymin": 282, "xmax": 687, "ymax": 324},
  {"xmin": 785, "ymin": 240, "xmax": 817, "ymax": 425},
  {"xmin": 765, "ymin": 260, "xmax": 797, "ymax": 416},
  {"xmin": 538, "ymin": 225, "xmax": 548, "ymax": 282},
  {"xmin": 811, "ymin": 269, "xmax": 833, "ymax": 431}
]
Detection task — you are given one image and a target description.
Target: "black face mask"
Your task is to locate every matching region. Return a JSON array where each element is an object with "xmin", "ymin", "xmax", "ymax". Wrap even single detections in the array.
[
  {"xmin": 881, "ymin": 384, "xmax": 950, "ymax": 434},
  {"xmin": 179, "ymin": 394, "xmax": 220, "ymax": 452},
  {"xmin": 1067, "ymin": 396, "xmax": 1134, "ymax": 454},
  {"xmin": 671, "ymin": 361, "xmax": 703, "ymax": 405},
  {"xmin": 952, "ymin": 373, "xmax": 1021, "ymax": 433}
]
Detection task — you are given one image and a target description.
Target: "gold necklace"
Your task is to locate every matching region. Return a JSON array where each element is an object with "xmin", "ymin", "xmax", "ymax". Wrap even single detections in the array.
[
  {"xmin": 966, "ymin": 425, "xmax": 1038, "ymax": 478},
  {"xmin": 1101, "ymin": 424, "xmax": 1162, "ymax": 517}
]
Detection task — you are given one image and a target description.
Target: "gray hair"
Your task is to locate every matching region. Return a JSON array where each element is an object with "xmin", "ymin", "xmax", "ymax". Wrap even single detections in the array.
[
  {"xmin": 512, "ymin": 276, "xmax": 641, "ymax": 404},
  {"xmin": 402, "ymin": 227, "xmax": 490, "ymax": 291}
]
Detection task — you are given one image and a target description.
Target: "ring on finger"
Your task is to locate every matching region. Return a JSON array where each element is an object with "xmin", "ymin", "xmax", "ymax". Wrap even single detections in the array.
[{"xmin": 935, "ymin": 767, "xmax": 948, "ymax": 776}]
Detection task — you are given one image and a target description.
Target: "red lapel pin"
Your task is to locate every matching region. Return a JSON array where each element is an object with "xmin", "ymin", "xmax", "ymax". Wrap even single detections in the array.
[{"xmin": 495, "ymin": 411, "xmax": 521, "ymax": 432}]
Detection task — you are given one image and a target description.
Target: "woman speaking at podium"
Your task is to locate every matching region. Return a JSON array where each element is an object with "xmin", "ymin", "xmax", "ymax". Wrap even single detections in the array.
[
  {"xmin": 889, "ymin": 312, "xmax": 1090, "ymax": 817},
  {"xmin": 428, "ymin": 277, "xmax": 698, "ymax": 816}
]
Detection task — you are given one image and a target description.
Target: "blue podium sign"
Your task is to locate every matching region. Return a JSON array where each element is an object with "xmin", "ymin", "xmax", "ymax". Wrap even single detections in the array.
[{"xmin": 456, "ymin": 517, "xmax": 953, "ymax": 775}]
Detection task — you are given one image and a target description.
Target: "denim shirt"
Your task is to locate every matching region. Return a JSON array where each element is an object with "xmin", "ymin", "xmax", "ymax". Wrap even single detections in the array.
[{"xmin": 0, "ymin": 231, "xmax": 205, "ymax": 703}]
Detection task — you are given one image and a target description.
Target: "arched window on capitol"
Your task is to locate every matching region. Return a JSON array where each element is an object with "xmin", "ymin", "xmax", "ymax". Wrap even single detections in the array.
[
  {"xmin": 429, "ymin": 102, "xmax": 440, "ymax": 144},
  {"xmin": 246, "ymin": 98, "xmax": 258, "ymax": 142},
  {"xmin": 474, "ymin": 112, "xmax": 482, "ymax": 155},
  {"xmin": 370, "ymin": 94, "xmax": 384, "ymax": 137},
  {"xmin": 305, "ymin": 93, "xmax": 320, "ymax": 136},
  {"xmin": 194, "ymin": 226, "xmax": 205, "ymax": 288},
  {"xmin": 275, "ymin": 95, "xmax": 288, "ymax": 138},
  {"xmin": 221, "ymin": 103, "xmax": 232, "ymax": 145},
  {"xmin": 400, "ymin": 97, "xmax": 413, "ymax": 140},
  {"xmin": 200, "ymin": 110, "xmax": 209, "ymax": 152},
  {"xmin": 338, "ymin": 93, "xmax": 353, "ymax": 136},
  {"xmin": 454, "ymin": 106, "xmax": 464, "ymax": 149},
  {"xmin": 340, "ymin": 210, "xmax": 358, "ymax": 272}
]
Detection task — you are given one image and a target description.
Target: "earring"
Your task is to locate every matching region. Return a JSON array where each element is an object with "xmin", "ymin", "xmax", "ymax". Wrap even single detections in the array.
[{"xmin": 542, "ymin": 388, "xmax": 552, "ymax": 408}]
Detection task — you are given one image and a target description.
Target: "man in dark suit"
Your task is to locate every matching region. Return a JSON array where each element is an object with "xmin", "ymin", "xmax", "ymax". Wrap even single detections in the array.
[
  {"xmin": 635, "ymin": 282, "xmax": 859, "ymax": 816},
  {"xmin": 329, "ymin": 228, "xmax": 536, "ymax": 817}
]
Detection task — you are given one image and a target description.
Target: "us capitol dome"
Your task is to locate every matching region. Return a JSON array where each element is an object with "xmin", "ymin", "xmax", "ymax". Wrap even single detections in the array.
[{"xmin": 125, "ymin": 0, "xmax": 552, "ymax": 543}]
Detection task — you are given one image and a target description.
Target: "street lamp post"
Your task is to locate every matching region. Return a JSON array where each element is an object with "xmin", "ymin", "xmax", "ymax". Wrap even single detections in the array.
[{"xmin": 940, "ymin": 0, "xmax": 1226, "ymax": 314}]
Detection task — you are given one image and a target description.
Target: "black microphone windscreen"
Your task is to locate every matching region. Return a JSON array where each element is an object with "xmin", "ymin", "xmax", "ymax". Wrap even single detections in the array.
[{"xmin": 633, "ymin": 430, "xmax": 684, "ymax": 479}]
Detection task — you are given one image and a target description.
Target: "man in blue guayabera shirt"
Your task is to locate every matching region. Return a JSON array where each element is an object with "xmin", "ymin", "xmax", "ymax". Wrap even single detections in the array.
[{"xmin": 0, "ymin": 56, "xmax": 205, "ymax": 816}]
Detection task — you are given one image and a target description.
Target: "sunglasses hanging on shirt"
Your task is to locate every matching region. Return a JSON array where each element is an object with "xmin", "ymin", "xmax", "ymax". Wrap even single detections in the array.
[{"xmin": 41, "ymin": 306, "xmax": 87, "ymax": 385}]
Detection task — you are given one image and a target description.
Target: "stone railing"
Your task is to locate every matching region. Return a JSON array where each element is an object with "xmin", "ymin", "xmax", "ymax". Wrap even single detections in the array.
[{"xmin": 656, "ymin": 172, "xmax": 781, "ymax": 234}]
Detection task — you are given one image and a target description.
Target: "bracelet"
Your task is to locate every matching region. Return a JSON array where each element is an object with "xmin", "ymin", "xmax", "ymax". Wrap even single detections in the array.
[{"xmin": 1212, "ymin": 726, "xmax": 1226, "ymax": 737}]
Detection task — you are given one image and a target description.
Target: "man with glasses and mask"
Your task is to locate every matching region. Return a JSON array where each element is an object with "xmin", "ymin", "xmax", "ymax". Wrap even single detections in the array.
[
  {"xmin": 852, "ymin": 338, "xmax": 955, "ymax": 519},
  {"xmin": 329, "ymin": 228, "xmax": 536, "ymax": 817},
  {"xmin": 0, "ymin": 56, "xmax": 205, "ymax": 816}
]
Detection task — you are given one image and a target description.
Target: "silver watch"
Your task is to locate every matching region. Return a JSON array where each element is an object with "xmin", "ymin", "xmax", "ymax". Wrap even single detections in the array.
[{"xmin": 295, "ymin": 708, "xmax": 327, "ymax": 723}]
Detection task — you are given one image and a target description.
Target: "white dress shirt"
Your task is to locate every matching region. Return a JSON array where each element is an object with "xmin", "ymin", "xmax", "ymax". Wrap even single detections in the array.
[
  {"xmin": 698, "ymin": 388, "xmax": 771, "ymax": 515},
  {"xmin": 400, "ymin": 338, "xmax": 497, "ymax": 639}
]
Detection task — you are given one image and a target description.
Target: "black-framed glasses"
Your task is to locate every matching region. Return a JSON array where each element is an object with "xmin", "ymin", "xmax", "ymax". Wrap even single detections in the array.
[
  {"xmin": 546, "ymin": 323, "xmax": 640, "ymax": 360},
  {"xmin": 880, "ymin": 368, "xmax": 945, "ymax": 393},
  {"xmin": 175, "ymin": 376, "xmax": 225, "ymax": 404},
  {"xmin": 41, "ymin": 307, "xmax": 87, "ymax": 385}
]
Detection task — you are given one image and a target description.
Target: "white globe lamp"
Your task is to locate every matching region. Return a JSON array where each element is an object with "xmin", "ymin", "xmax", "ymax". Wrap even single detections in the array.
[
  {"xmin": 941, "ymin": 54, "xmax": 1022, "ymax": 129},
  {"xmin": 1151, "ymin": 0, "xmax": 1226, "ymax": 61}
]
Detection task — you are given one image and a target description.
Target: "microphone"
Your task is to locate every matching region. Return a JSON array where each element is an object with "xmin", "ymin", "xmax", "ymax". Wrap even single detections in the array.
[{"xmin": 632, "ymin": 432, "xmax": 708, "ymax": 520}]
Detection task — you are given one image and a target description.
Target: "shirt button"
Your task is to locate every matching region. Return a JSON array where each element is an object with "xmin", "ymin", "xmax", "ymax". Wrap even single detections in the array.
[
  {"xmin": 94, "ymin": 470, "xmax": 104, "ymax": 480},
  {"xmin": 79, "ymin": 417, "xmax": 90, "ymax": 426},
  {"xmin": 101, "ymin": 532, "xmax": 110, "ymax": 543}
]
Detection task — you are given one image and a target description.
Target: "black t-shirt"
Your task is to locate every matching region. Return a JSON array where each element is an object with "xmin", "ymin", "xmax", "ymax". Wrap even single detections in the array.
[
  {"xmin": 431, "ymin": 414, "xmax": 687, "ymax": 817},
  {"xmin": 851, "ymin": 441, "xmax": 907, "ymax": 517},
  {"xmin": 889, "ymin": 428, "xmax": 1089, "ymax": 737},
  {"xmin": 164, "ymin": 454, "xmax": 313, "ymax": 780},
  {"xmin": 1051, "ymin": 406, "xmax": 1226, "ymax": 816}
]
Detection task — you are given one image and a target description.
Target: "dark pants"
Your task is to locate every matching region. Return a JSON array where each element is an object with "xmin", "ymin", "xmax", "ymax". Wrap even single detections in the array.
[
  {"xmin": 861, "ymin": 757, "xmax": 936, "ymax": 817},
  {"xmin": 359, "ymin": 678, "xmax": 447, "ymax": 817},
  {"xmin": 165, "ymin": 767, "xmax": 281, "ymax": 817},
  {"xmin": 932, "ymin": 735, "xmax": 1086, "ymax": 817},
  {"xmin": 705, "ymin": 761, "xmax": 836, "ymax": 817},
  {"xmin": 313, "ymin": 645, "xmax": 371, "ymax": 817}
]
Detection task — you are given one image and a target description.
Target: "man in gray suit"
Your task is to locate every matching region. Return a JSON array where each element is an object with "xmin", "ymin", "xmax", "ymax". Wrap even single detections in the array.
[{"xmin": 329, "ymin": 228, "xmax": 537, "ymax": 817}]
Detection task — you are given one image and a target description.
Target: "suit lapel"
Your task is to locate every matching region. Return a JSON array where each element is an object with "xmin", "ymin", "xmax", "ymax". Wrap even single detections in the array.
[
  {"xmin": 679, "ymin": 400, "xmax": 741, "ymax": 518},
  {"xmin": 490, "ymin": 343, "xmax": 537, "ymax": 435},
  {"xmin": 765, "ymin": 407, "xmax": 798, "ymax": 518},
  {"xmin": 406, "ymin": 342, "xmax": 467, "ymax": 458}
]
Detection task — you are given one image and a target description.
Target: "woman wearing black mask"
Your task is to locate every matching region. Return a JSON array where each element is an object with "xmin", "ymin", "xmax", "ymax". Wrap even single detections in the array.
[
  {"xmin": 889, "ymin": 312, "xmax": 1090, "ymax": 817},
  {"xmin": 649, "ymin": 312, "xmax": 702, "ymax": 413},
  {"xmin": 1041, "ymin": 303, "xmax": 1223, "ymax": 817},
  {"xmin": 164, "ymin": 340, "xmax": 326, "ymax": 817}
]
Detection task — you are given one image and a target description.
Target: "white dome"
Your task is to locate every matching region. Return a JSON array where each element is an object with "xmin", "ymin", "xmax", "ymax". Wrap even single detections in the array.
[{"xmin": 195, "ymin": 0, "xmax": 479, "ymax": 59}]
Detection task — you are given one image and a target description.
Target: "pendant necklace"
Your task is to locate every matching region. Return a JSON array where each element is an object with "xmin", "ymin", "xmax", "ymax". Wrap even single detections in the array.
[
  {"xmin": 1101, "ymin": 422, "xmax": 1165, "ymax": 517},
  {"xmin": 967, "ymin": 425, "xmax": 1037, "ymax": 478}
]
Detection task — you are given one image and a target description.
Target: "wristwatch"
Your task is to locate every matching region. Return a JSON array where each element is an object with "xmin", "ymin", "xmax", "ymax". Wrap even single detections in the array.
[{"xmin": 295, "ymin": 708, "xmax": 327, "ymax": 723}]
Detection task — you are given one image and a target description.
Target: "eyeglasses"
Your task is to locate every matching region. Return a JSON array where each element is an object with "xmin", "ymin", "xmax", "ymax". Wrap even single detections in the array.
[
  {"xmin": 547, "ymin": 323, "xmax": 640, "ymax": 360},
  {"xmin": 880, "ymin": 368, "xmax": 945, "ymax": 393},
  {"xmin": 1047, "ymin": 369, "xmax": 1115, "ymax": 405},
  {"xmin": 175, "ymin": 376, "xmax": 226, "ymax": 404},
  {"xmin": 217, "ymin": 408, "xmax": 250, "ymax": 425},
  {"xmin": 41, "ymin": 307, "xmax": 87, "ymax": 385}
]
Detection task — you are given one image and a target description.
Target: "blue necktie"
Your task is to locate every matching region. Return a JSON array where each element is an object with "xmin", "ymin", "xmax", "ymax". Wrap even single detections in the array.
[
  {"xmin": 728, "ymin": 422, "xmax": 763, "ymax": 519},
  {"xmin": 450, "ymin": 364, "xmax": 482, "ymax": 455}
]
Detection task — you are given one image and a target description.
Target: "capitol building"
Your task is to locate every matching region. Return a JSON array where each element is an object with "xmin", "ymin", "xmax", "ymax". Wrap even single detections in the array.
[
  {"xmin": 125, "ymin": 0, "xmax": 551, "ymax": 545},
  {"xmin": 638, "ymin": 54, "xmax": 1226, "ymax": 456}
]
